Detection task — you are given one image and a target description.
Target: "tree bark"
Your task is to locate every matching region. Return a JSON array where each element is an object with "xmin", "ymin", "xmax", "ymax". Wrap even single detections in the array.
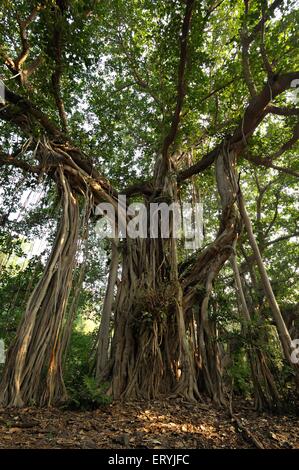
[
  {"xmin": 96, "ymin": 237, "xmax": 119, "ymax": 382},
  {"xmin": 238, "ymin": 191, "xmax": 298, "ymax": 368},
  {"xmin": 230, "ymin": 245, "xmax": 280, "ymax": 410},
  {"xmin": 0, "ymin": 168, "xmax": 81, "ymax": 406}
]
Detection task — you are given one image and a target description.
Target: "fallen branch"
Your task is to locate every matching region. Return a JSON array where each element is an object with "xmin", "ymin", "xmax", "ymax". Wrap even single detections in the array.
[{"xmin": 228, "ymin": 408, "xmax": 265, "ymax": 449}]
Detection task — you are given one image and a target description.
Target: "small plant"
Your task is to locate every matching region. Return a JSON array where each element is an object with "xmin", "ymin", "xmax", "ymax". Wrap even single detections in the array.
[{"xmin": 66, "ymin": 376, "xmax": 112, "ymax": 410}]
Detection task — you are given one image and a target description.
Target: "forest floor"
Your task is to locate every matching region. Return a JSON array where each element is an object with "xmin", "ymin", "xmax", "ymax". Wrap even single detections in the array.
[{"xmin": 0, "ymin": 399, "xmax": 298, "ymax": 449}]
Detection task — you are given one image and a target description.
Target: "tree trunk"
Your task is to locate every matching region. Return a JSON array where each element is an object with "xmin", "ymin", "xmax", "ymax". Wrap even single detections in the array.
[
  {"xmin": 238, "ymin": 190, "xmax": 299, "ymax": 387},
  {"xmin": 96, "ymin": 237, "xmax": 119, "ymax": 382},
  {"xmin": 230, "ymin": 246, "xmax": 280, "ymax": 410},
  {"xmin": 108, "ymin": 145, "xmax": 242, "ymax": 404},
  {"xmin": 109, "ymin": 228, "xmax": 200, "ymax": 400}
]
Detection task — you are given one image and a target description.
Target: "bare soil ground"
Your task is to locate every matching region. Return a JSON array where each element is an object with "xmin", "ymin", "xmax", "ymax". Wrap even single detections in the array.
[{"xmin": 0, "ymin": 399, "xmax": 298, "ymax": 449}]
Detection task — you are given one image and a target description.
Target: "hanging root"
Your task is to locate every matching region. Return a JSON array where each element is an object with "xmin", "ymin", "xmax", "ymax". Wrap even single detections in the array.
[
  {"xmin": 230, "ymin": 243, "xmax": 280, "ymax": 410},
  {"xmin": 0, "ymin": 167, "xmax": 89, "ymax": 407},
  {"xmin": 110, "ymin": 232, "xmax": 201, "ymax": 402}
]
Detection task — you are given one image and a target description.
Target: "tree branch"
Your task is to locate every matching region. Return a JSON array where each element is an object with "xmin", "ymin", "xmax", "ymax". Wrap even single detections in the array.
[
  {"xmin": 240, "ymin": 28, "xmax": 257, "ymax": 97},
  {"xmin": 116, "ymin": 33, "xmax": 163, "ymax": 112},
  {"xmin": 159, "ymin": 0, "xmax": 195, "ymax": 180},
  {"xmin": 0, "ymin": 150, "xmax": 42, "ymax": 174},
  {"xmin": 177, "ymin": 72, "xmax": 299, "ymax": 181},
  {"xmin": 265, "ymin": 231, "xmax": 299, "ymax": 247},
  {"xmin": 260, "ymin": 2, "xmax": 274, "ymax": 77},
  {"xmin": 271, "ymin": 121, "xmax": 299, "ymax": 160},
  {"xmin": 50, "ymin": 14, "xmax": 68, "ymax": 133},
  {"xmin": 1, "ymin": 85, "xmax": 65, "ymax": 140},
  {"xmin": 13, "ymin": 5, "xmax": 43, "ymax": 85},
  {"xmin": 177, "ymin": 144, "xmax": 221, "ymax": 182},
  {"xmin": 246, "ymin": 153, "xmax": 299, "ymax": 178},
  {"xmin": 247, "ymin": 0, "xmax": 284, "ymax": 43},
  {"xmin": 267, "ymin": 105, "xmax": 299, "ymax": 116},
  {"xmin": 231, "ymin": 72, "xmax": 299, "ymax": 151},
  {"xmin": 264, "ymin": 192, "xmax": 279, "ymax": 238}
]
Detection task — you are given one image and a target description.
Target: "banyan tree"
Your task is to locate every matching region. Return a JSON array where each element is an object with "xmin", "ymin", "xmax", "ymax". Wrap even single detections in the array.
[{"xmin": 0, "ymin": 0, "xmax": 298, "ymax": 410}]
